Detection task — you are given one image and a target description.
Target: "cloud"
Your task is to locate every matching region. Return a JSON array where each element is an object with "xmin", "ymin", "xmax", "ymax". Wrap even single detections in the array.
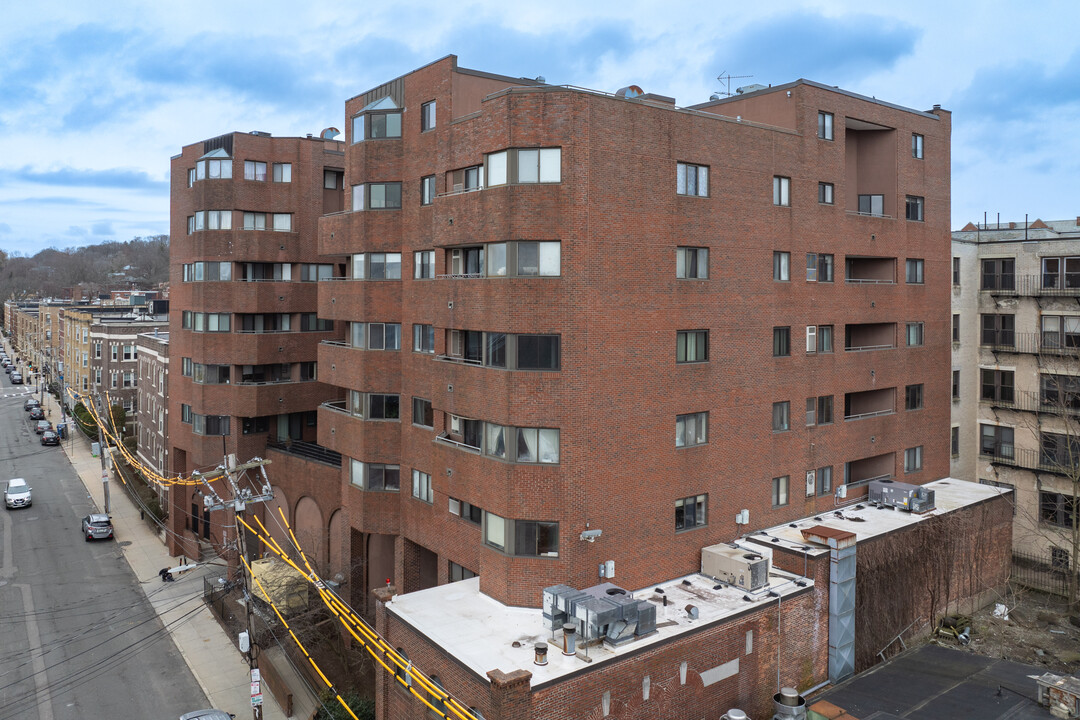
[
  {"xmin": 3, "ymin": 166, "xmax": 167, "ymax": 192},
  {"xmin": 709, "ymin": 12, "xmax": 920, "ymax": 87},
  {"xmin": 91, "ymin": 221, "xmax": 114, "ymax": 236},
  {"xmin": 951, "ymin": 49, "xmax": 1080, "ymax": 117}
]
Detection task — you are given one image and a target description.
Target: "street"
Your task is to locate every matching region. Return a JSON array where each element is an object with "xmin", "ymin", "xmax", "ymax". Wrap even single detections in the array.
[{"xmin": 0, "ymin": 371, "xmax": 209, "ymax": 720}]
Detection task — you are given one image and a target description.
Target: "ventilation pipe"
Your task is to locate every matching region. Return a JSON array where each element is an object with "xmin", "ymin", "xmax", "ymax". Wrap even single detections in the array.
[
  {"xmin": 534, "ymin": 644, "xmax": 548, "ymax": 666},
  {"xmin": 561, "ymin": 623, "xmax": 576, "ymax": 656}
]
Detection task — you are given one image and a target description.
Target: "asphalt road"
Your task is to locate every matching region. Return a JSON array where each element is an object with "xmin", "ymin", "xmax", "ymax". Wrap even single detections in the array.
[{"xmin": 0, "ymin": 369, "xmax": 209, "ymax": 720}]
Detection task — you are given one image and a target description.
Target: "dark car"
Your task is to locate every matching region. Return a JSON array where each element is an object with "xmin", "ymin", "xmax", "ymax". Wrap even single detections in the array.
[
  {"xmin": 29, "ymin": 406, "xmax": 44, "ymax": 421},
  {"xmin": 40, "ymin": 430, "xmax": 59, "ymax": 446},
  {"xmin": 82, "ymin": 514, "xmax": 114, "ymax": 540},
  {"xmin": 10, "ymin": 372, "xmax": 22, "ymax": 384},
  {"xmin": 35, "ymin": 420, "xmax": 51, "ymax": 435},
  {"xmin": 24, "ymin": 398, "xmax": 40, "ymax": 411}
]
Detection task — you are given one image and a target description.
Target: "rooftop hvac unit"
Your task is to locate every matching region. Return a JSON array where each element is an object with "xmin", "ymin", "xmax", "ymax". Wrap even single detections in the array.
[
  {"xmin": 868, "ymin": 479, "xmax": 936, "ymax": 513},
  {"xmin": 541, "ymin": 582, "xmax": 656, "ymax": 645},
  {"xmin": 702, "ymin": 544, "xmax": 771, "ymax": 591}
]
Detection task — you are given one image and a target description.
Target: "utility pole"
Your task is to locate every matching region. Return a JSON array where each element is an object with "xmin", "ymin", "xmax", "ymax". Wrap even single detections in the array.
[
  {"xmin": 197, "ymin": 454, "xmax": 274, "ymax": 720},
  {"xmin": 92, "ymin": 394, "xmax": 112, "ymax": 514}
]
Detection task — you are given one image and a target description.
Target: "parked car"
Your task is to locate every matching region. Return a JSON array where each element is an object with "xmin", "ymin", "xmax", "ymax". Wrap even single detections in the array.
[
  {"xmin": 4, "ymin": 366, "xmax": 12, "ymax": 374},
  {"xmin": 180, "ymin": 711, "xmax": 235, "ymax": 720},
  {"xmin": 4, "ymin": 478, "xmax": 31, "ymax": 509},
  {"xmin": 29, "ymin": 406, "xmax": 44, "ymax": 421},
  {"xmin": 35, "ymin": 420, "xmax": 51, "ymax": 434},
  {"xmin": 11, "ymin": 373, "xmax": 22, "ymax": 384},
  {"xmin": 40, "ymin": 430, "xmax": 59, "ymax": 446},
  {"xmin": 24, "ymin": 398, "xmax": 40, "ymax": 411},
  {"xmin": 81, "ymin": 514, "xmax": 114, "ymax": 540}
]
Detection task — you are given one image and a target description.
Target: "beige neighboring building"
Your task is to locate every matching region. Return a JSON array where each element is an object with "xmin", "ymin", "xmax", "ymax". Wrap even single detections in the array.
[
  {"xmin": 62, "ymin": 308, "xmax": 94, "ymax": 398},
  {"xmin": 952, "ymin": 217, "xmax": 1080, "ymax": 571},
  {"xmin": 136, "ymin": 330, "xmax": 169, "ymax": 491}
]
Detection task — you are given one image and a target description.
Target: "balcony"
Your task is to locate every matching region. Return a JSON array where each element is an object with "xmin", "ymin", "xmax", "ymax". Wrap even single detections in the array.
[
  {"xmin": 845, "ymin": 323, "xmax": 896, "ymax": 352},
  {"xmin": 317, "ymin": 277, "xmax": 402, "ymax": 321},
  {"xmin": 980, "ymin": 389, "xmax": 1080, "ymax": 417},
  {"xmin": 983, "ymin": 274, "xmax": 1080, "ymax": 298},
  {"xmin": 844, "ymin": 388, "xmax": 895, "ymax": 421},
  {"xmin": 845, "ymin": 452, "xmax": 895, "ymax": 487},
  {"xmin": 981, "ymin": 446, "xmax": 1075, "ymax": 477},
  {"xmin": 845, "ymin": 257, "xmax": 896, "ymax": 284},
  {"xmin": 266, "ymin": 438, "xmax": 342, "ymax": 468},
  {"xmin": 982, "ymin": 332, "xmax": 1080, "ymax": 357}
]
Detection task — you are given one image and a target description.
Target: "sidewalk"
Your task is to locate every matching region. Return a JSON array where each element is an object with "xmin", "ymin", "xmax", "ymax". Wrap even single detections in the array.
[{"xmin": 37, "ymin": 385, "xmax": 292, "ymax": 720}]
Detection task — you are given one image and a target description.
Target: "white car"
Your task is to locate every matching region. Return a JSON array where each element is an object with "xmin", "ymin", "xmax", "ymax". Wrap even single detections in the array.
[{"xmin": 4, "ymin": 478, "xmax": 31, "ymax": 509}]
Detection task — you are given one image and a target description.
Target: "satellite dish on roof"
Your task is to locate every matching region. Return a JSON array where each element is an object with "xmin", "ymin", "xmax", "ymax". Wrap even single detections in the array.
[{"xmin": 616, "ymin": 85, "xmax": 645, "ymax": 99}]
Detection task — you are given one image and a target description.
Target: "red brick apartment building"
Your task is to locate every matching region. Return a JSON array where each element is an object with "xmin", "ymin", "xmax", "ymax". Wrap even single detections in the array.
[{"xmin": 167, "ymin": 130, "xmax": 346, "ymax": 559}]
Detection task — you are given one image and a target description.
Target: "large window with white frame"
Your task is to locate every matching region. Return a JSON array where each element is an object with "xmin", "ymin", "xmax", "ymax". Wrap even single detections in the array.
[
  {"xmin": 676, "ymin": 162, "xmax": 708, "ymax": 197},
  {"xmin": 482, "ymin": 513, "xmax": 559, "ymax": 557},
  {"xmin": 352, "ymin": 253, "xmax": 401, "ymax": 280}
]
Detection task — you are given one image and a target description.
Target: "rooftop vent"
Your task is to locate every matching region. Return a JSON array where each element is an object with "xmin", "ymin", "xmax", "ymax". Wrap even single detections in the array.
[
  {"xmin": 542, "ymin": 583, "xmax": 657, "ymax": 649},
  {"xmin": 702, "ymin": 544, "xmax": 771, "ymax": 591},
  {"xmin": 735, "ymin": 83, "xmax": 768, "ymax": 94}
]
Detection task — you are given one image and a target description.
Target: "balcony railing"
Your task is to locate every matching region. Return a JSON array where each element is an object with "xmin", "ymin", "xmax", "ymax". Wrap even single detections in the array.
[
  {"xmin": 980, "ymin": 446, "xmax": 1076, "ymax": 476},
  {"xmin": 980, "ymin": 389, "xmax": 1080, "ymax": 417},
  {"xmin": 982, "ymin": 332, "xmax": 1080, "ymax": 356},
  {"xmin": 435, "ymin": 273, "xmax": 484, "ymax": 280},
  {"xmin": 266, "ymin": 439, "xmax": 342, "ymax": 467},
  {"xmin": 844, "ymin": 278, "xmax": 895, "ymax": 285},
  {"xmin": 983, "ymin": 275, "xmax": 1080, "ymax": 297},
  {"xmin": 434, "ymin": 433, "xmax": 481, "ymax": 454},
  {"xmin": 435, "ymin": 354, "xmax": 483, "ymax": 366},
  {"xmin": 843, "ymin": 409, "xmax": 895, "ymax": 422},
  {"xmin": 846, "ymin": 473, "xmax": 892, "ymax": 489},
  {"xmin": 320, "ymin": 399, "xmax": 349, "ymax": 416},
  {"xmin": 844, "ymin": 343, "xmax": 894, "ymax": 352}
]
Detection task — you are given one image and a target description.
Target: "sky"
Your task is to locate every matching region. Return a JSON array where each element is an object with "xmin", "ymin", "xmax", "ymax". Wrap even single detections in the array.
[{"xmin": 1, "ymin": 0, "xmax": 1078, "ymax": 255}]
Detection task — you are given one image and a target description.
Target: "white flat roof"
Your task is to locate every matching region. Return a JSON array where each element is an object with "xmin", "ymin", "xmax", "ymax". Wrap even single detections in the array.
[
  {"xmin": 747, "ymin": 478, "xmax": 1009, "ymax": 557},
  {"xmin": 386, "ymin": 478, "xmax": 1006, "ymax": 687},
  {"xmin": 387, "ymin": 568, "xmax": 809, "ymax": 686}
]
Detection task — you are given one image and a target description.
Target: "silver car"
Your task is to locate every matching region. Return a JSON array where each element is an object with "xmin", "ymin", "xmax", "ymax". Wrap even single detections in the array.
[
  {"xmin": 81, "ymin": 514, "xmax": 114, "ymax": 540},
  {"xmin": 4, "ymin": 478, "xmax": 31, "ymax": 509},
  {"xmin": 180, "ymin": 711, "xmax": 235, "ymax": 720}
]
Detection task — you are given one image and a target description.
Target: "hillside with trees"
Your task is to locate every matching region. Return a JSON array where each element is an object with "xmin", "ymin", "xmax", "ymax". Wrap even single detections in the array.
[{"xmin": 0, "ymin": 236, "xmax": 169, "ymax": 301}]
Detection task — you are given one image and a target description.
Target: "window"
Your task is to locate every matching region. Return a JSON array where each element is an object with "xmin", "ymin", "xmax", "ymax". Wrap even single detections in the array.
[
  {"xmin": 806, "ymin": 325, "xmax": 833, "ymax": 353},
  {"xmin": 299, "ymin": 313, "xmax": 332, "ymax": 332},
  {"xmin": 368, "ymin": 112, "xmax": 402, "ymax": 139},
  {"xmin": 366, "ymin": 394, "xmax": 400, "ymax": 420},
  {"xmin": 181, "ymin": 404, "xmax": 192, "ymax": 424},
  {"xmin": 352, "ymin": 322, "xmax": 401, "ymax": 350},
  {"xmin": 192, "ymin": 363, "xmax": 230, "ymax": 384},
  {"xmin": 906, "ymin": 259, "xmax": 924, "ymax": 284},
  {"xmin": 772, "ymin": 476, "xmax": 789, "ymax": 507},
  {"xmin": 299, "ymin": 362, "xmax": 317, "ymax": 380},
  {"xmin": 981, "ymin": 369, "xmax": 1014, "ymax": 403},
  {"xmin": 773, "ymin": 176, "xmax": 791, "ymax": 206},
  {"xmin": 1040, "ymin": 492, "xmax": 1077, "ymax": 528},
  {"xmin": 192, "ymin": 158, "xmax": 232, "ymax": 182},
  {"xmin": 421, "ymin": 175, "xmax": 435, "ymax": 205},
  {"xmin": 1041, "ymin": 315, "xmax": 1080, "ymax": 349},
  {"xmin": 981, "ymin": 258, "xmax": 1015, "ymax": 290},
  {"xmin": 1040, "ymin": 431, "xmax": 1080, "ymax": 470},
  {"xmin": 192, "ymin": 414, "xmax": 230, "ymax": 436},
  {"xmin": 449, "ymin": 497, "xmax": 483, "ymax": 526},
  {"xmin": 773, "ymin": 252, "xmax": 790, "ymax": 281},
  {"xmin": 814, "ymin": 467, "xmax": 833, "ymax": 496},
  {"xmin": 516, "ymin": 335, "xmax": 560, "ymax": 370},
  {"xmin": 1041, "ymin": 257, "xmax": 1080, "ymax": 290},
  {"xmin": 904, "ymin": 446, "xmax": 923, "ymax": 473},
  {"xmin": 953, "ymin": 257, "xmax": 961, "ymax": 285},
  {"xmin": 1041, "ymin": 373, "xmax": 1080, "ymax": 410},
  {"xmin": 412, "ymin": 397, "xmax": 433, "ymax": 428},
  {"xmin": 414, "ymin": 250, "xmax": 435, "ymax": 279},
  {"xmin": 953, "ymin": 314, "xmax": 960, "ymax": 343},
  {"xmin": 351, "ymin": 460, "xmax": 401, "ymax": 491},
  {"xmin": 953, "ymin": 370, "xmax": 961, "ymax": 400},
  {"xmin": 122, "ymin": 371, "xmax": 135, "ymax": 388},
  {"xmin": 1051, "ymin": 547, "xmax": 1070, "ymax": 572},
  {"xmin": 449, "ymin": 165, "xmax": 483, "ymax": 192},
  {"xmin": 981, "ymin": 314, "xmax": 1015, "ymax": 347},
  {"xmin": 773, "ymin": 327, "xmax": 791, "ymax": 357},
  {"xmin": 352, "ymin": 252, "xmax": 402, "ymax": 280},
  {"xmin": 183, "ymin": 261, "xmax": 232, "ymax": 282},
  {"xmin": 906, "ymin": 322, "xmax": 924, "ymax": 347},
  {"xmin": 299, "ymin": 263, "xmax": 333, "ymax": 282},
  {"xmin": 979, "ymin": 424, "xmax": 1014, "ymax": 459},
  {"xmin": 482, "ymin": 514, "xmax": 559, "ymax": 557},
  {"xmin": 676, "ymin": 412, "xmax": 707, "ymax": 447},
  {"xmin": 350, "ymin": 114, "xmax": 364, "ymax": 144},
  {"xmin": 449, "ymin": 561, "xmax": 477, "ymax": 582},
  {"xmin": 413, "ymin": 324, "xmax": 435, "ymax": 354},
  {"xmin": 485, "ymin": 148, "xmax": 561, "ymax": 186},
  {"xmin": 182, "ymin": 358, "xmax": 193, "ymax": 377},
  {"xmin": 421, "ymin": 100, "xmax": 436, "ymax": 132},
  {"xmin": 111, "ymin": 344, "xmax": 119, "ymax": 361},
  {"xmin": 183, "ymin": 312, "xmax": 231, "ymax": 332},
  {"xmin": 676, "ymin": 163, "xmax": 708, "ymax": 197},
  {"xmin": 513, "ymin": 241, "xmax": 561, "ymax": 277},
  {"xmin": 905, "ymin": 195, "xmax": 924, "ymax": 222},
  {"xmin": 905, "ymin": 384, "xmax": 924, "ymax": 410},
  {"xmin": 675, "ymin": 495, "xmax": 707, "ymax": 531},
  {"xmin": 242, "ymin": 212, "xmax": 267, "ymax": 230},
  {"xmin": 676, "ymin": 330, "xmax": 708, "ymax": 363},
  {"xmin": 818, "ymin": 182, "xmax": 834, "ymax": 205},
  {"xmin": 676, "ymin": 247, "xmax": 709, "ymax": 279},
  {"xmin": 806, "ymin": 253, "xmax": 833, "ymax": 282},
  {"xmin": 772, "ymin": 401, "xmax": 790, "ymax": 432},
  {"xmin": 912, "ymin": 133, "xmax": 924, "ymax": 159},
  {"xmin": 272, "ymin": 163, "xmax": 291, "ymax": 183},
  {"xmin": 412, "ymin": 469, "xmax": 433, "ymax": 503},
  {"xmin": 805, "ymin": 395, "xmax": 833, "ymax": 426},
  {"xmin": 951, "ymin": 426, "xmax": 960, "ymax": 457},
  {"xmin": 858, "ymin": 194, "xmax": 884, "ymax": 216},
  {"xmin": 244, "ymin": 160, "xmax": 267, "ymax": 181},
  {"xmin": 445, "ymin": 330, "xmax": 560, "ymax": 370},
  {"xmin": 818, "ymin": 111, "xmax": 834, "ymax": 140},
  {"xmin": 272, "ymin": 213, "xmax": 292, "ymax": 232},
  {"xmin": 373, "ymin": 182, "xmax": 404, "ymax": 210},
  {"xmin": 324, "ymin": 170, "xmax": 340, "ymax": 189}
]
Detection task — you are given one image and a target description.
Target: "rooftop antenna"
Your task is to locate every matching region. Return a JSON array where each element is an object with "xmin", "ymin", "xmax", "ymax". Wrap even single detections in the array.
[{"xmin": 712, "ymin": 71, "xmax": 754, "ymax": 100}]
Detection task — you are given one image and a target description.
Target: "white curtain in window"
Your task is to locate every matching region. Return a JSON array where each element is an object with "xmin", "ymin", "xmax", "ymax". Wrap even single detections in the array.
[
  {"xmin": 517, "ymin": 149, "xmax": 539, "ymax": 183},
  {"xmin": 487, "ymin": 243, "xmax": 507, "ymax": 277},
  {"xmin": 539, "ymin": 429, "xmax": 559, "ymax": 463},
  {"xmin": 273, "ymin": 214, "xmax": 292, "ymax": 231},
  {"xmin": 351, "ymin": 322, "xmax": 365, "ymax": 348},
  {"xmin": 486, "ymin": 424, "xmax": 506, "ymax": 458},
  {"xmin": 539, "ymin": 148, "xmax": 561, "ymax": 182},
  {"xmin": 352, "ymin": 184, "xmax": 365, "ymax": 212},
  {"xmin": 352, "ymin": 254, "xmax": 365, "ymax": 279},
  {"xmin": 484, "ymin": 513, "xmax": 505, "ymax": 549},
  {"xmin": 350, "ymin": 459, "xmax": 364, "ymax": 486},
  {"xmin": 517, "ymin": 428, "xmax": 538, "ymax": 462},
  {"xmin": 386, "ymin": 254, "xmax": 402, "ymax": 280},
  {"xmin": 538, "ymin": 242, "xmax": 560, "ymax": 276},
  {"xmin": 697, "ymin": 166, "xmax": 708, "ymax": 196},
  {"xmin": 487, "ymin": 152, "xmax": 507, "ymax": 186}
]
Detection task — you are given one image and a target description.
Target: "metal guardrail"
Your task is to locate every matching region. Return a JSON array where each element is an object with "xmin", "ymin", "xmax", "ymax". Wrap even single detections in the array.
[
  {"xmin": 266, "ymin": 439, "xmax": 342, "ymax": 467},
  {"xmin": 435, "ymin": 354, "xmax": 483, "ymax": 366},
  {"xmin": 434, "ymin": 433, "xmax": 481, "ymax": 454},
  {"xmin": 981, "ymin": 389, "xmax": 1080, "ymax": 416},
  {"xmin": 980, "ymin": 446, "xmax": 1075, "ymax": 475},
  {"xmin": 984, "ymin": 274, "xmax": 1080, "ymax": 297},
  {"xmin": 845, "ymin": 279, "xmax": 895, "ymax": 284},
  {"xmin": 844, "ymin": 344, "xmax": 894, "ymax": 352},
  {"xmin": 846, "ymin": 473, "xmax": 892, "ymax": 489},
  {"xmin": 1012, "ymin": 550, "xmax": 1073, "ymax": 598},
  {"xmin": 843, "ymin": 409, "xmax": 895, "ymax": 421}
]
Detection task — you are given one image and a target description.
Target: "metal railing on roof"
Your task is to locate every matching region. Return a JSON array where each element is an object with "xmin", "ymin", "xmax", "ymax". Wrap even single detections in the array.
[{"xmin": 266, "ymin": 439, "xmax": 342, "ymax": 468}]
